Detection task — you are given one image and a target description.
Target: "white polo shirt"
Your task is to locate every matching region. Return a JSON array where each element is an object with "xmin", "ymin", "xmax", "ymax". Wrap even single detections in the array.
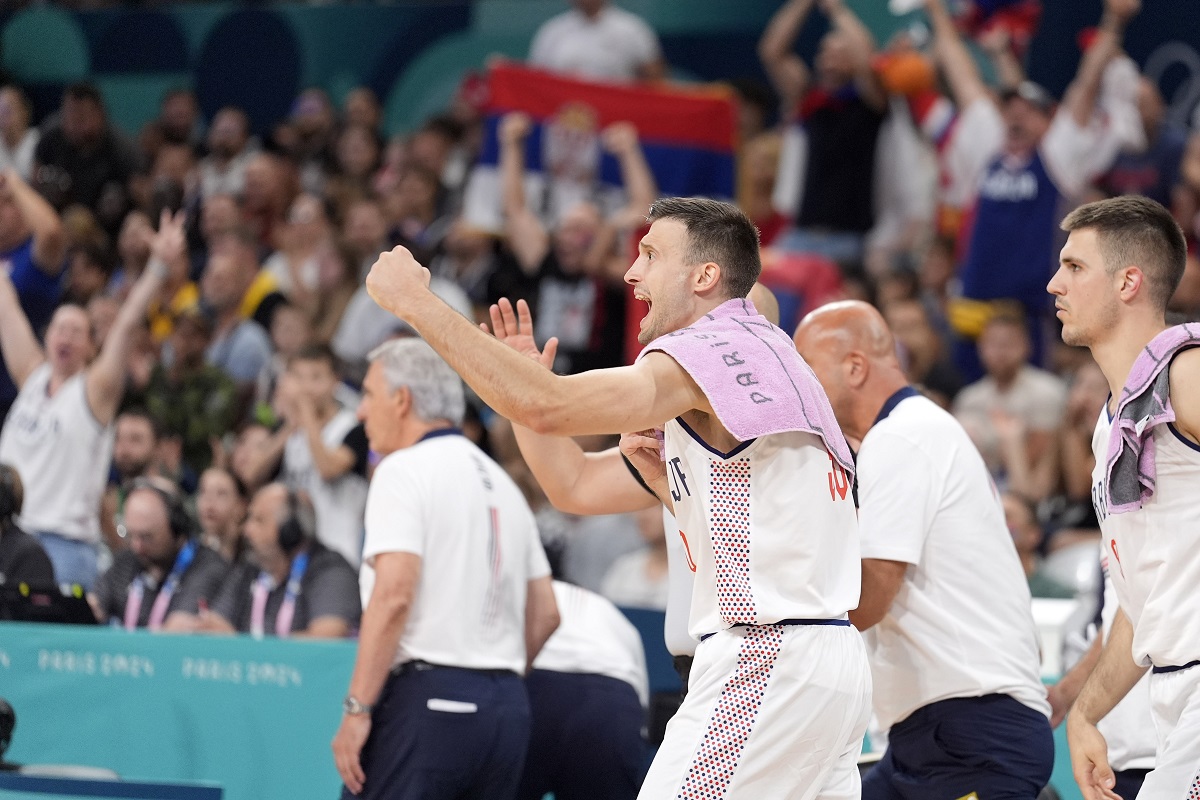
[
  {"xmin": 533, "ymin": 580, "xmax": 649, "ymax": 706},
  {"xmin": 858, "ymin": 389, "xmax": 1049, "ymax": 730},
  {"xmin": 0, "ymin": 364, "xmax": 113, "ymax": 543},
  {"xmin": 663, "ymin": 419, "xmax": 861, "ymax": 640},
  {"xmin": 361, "ymin": 429, "xmax": 551, "ymax": 675},
  {"xmin": 1091, "ymin": 406, "xmax": 1200, "ymax": 668}
]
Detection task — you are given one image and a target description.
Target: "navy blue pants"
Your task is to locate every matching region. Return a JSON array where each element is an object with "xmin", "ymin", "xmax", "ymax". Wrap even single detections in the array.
[
  {"xmin": 862, "ymin": 694, "xmax": 1054, "ymax": 800},
  {"xmin": 1113, "ymin": 768, "xmax": 1148, "ymax": 800},
  {"xmin": 516, "ymin": 670, "xmax": 648, "ymax": 800},
  {"xmin": 342, "ymin": 663, "xmax": 530, "ymax": 800}
]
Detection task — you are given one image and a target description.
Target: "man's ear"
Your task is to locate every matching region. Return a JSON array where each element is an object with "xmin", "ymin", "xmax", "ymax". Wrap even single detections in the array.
[
  {"xmin": 694, "ymin": 262, "xmax": 722, "ymax": 294},
  {"xmin": 845, "ymin": 352, "xmax": 869, "ymax": 390},
  {"xmin": 1117, "ymin": 266, "xmax": 1145, "ymax": 301}
]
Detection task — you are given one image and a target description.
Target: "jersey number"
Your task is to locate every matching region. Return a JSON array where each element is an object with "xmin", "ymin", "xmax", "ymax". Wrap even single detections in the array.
[
  {"xmin": 827, "ymin": 452, "xmax": 850, "ymax": 501},
  {"xmin": 678, "ymin": 530, "xmax": 697, "ymax": 573}
]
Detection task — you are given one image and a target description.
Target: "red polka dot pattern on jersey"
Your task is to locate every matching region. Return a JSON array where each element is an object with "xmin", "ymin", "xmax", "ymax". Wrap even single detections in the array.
[
  {"xmin": 709, "ymin": 458, "xmax": 754, "ymax": 625},
  {"xmin": 676, "ymin": 625, "xmax": 784, "ymax": 799},
  {"xmin": 1190, "ymin": 769, "xmax": 1200, "ymax": 799}
]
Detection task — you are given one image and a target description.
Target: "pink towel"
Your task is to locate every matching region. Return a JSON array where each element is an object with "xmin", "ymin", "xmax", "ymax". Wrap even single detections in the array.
[
  {"xmin": 1105, "ymin": 322, "xmax": 1200, "ymax": 514},
  {"xmin": 639, "ymin": 298, "xmax": 855, "ymax": 474}
]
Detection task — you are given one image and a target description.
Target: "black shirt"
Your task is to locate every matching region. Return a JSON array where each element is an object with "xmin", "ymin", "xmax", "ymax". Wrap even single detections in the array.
[
  {"xmin": 211, "ymin": 543, "xmax": 361, "ymax": 635},
  {"xmin": 0, "ymin": 523, "xmax": 55, "ymax": 587},
  {"xmin": 34, "ymin": 124, "xmax": 140, "ymax": 233},
  {"xmin": 796, "ymin": 88, "xmax": 886, "ymax": 235},
  {"xmin": 93, "ymin": 542, "xmax": 229, "ymax": 626}
]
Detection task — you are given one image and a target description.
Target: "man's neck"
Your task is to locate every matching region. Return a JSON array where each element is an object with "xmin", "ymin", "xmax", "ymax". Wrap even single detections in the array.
[
  {"xmin": 992, "ymin": 368, "xmax": 1021, "ymax": 392},
  {"xmin": 215, "ymin": 307, "xmax": 241, "ymax": 336},
  {"xmin": 2, "ymin": 128, "xmax": 22, "ymax": 149},
  {"xmin": 853, "ymin": 373, "xmax": 910, "ymax": 442},
  {"xmin": 264, "ymin": 551, "xmax": 292, "ymax": 586},
  {"xmin": 1090, "ymin": 318, "xmax": 1171, "ymax": 408}
]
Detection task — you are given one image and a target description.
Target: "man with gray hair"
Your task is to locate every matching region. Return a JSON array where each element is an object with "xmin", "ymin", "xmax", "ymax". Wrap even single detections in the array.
[{"xmin": 332, "ymin": 338, "xmax": 560, "ymax": 800}]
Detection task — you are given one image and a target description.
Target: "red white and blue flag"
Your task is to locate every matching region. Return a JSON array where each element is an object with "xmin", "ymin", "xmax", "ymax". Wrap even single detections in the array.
[{"xmin": 463, "ymin": 62, "xmax": 738, "ymax": 232}]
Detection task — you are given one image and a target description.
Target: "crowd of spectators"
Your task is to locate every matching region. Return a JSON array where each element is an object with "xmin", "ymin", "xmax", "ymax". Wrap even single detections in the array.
[{"xmin": 0, "ymin": 0, "xmax": 1198, "ymax": 647}]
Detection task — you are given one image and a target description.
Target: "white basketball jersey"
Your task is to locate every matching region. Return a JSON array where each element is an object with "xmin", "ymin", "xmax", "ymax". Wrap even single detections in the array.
[
  {"xmin": 1091, "ymin": 408, "xmax": 1200, "ymax": 667},
  {"xmin": 661, "ymin": 507, "xmax": 698, "ymax": 657},
  {"xmin": 0, "ymin": 364, "xmax": 113, "ymax": 543},
  {"xmin": 662, "ymin": 418, "xmax": 860, "ymax": 640}
]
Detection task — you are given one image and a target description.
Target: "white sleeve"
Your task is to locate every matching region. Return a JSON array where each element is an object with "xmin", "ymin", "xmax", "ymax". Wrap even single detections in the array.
[
  {"xmin": 942, "ymin": 97, "xmax": 1004, "ymax": 207},
  {"xmin": 525, "ymin": 509, "xmax": 551, "ymax": 580},
  {"xmin": 1044, "ymin": 55, "xmax": 1146, "ymax": 199},
  {"xmin": 857, "ymin": 431, "xmax": 940, "ymax": 565},
  {"xmin": 361, "ymin": 455, "xmax": 426, "ymax": 565},
  {"xmin": 628, "ymin": 16, "xmax": 662, "ymax": 65},
  {"xmin": 528, "ymin": 20, "xmax": 555, "ymax": 66},
  {"xmin": 869, "ymin": 102, "xmax": 936, "ymax": 251}
]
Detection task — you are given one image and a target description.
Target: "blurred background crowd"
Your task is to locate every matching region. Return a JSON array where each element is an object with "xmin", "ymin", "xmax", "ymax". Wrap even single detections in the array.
[{"xmin": 0, "ymin": 0, "xmax": 1197, "ymax": 636}]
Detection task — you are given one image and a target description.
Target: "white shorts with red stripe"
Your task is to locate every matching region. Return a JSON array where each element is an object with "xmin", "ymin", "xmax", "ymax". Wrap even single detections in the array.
[
  {"xmin": 638, "ymin": 621, "xmax": 871, "ymax": 800},
  {"xmin": 1139, "ymin": 664, "xmax": 1200, "ymax": 799}
]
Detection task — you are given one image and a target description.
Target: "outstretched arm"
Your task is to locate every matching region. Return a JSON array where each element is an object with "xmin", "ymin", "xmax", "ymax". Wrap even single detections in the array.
[
  {"xmin": 1061, "ymin": 0, "xmax": 1139, "ymax": 128},
  {"xmin": 86, "ymin": 210, "xmax": 183, "ymax": 426},
  {"xmin": 486, "ymin": 298, "xmax": 659, "ymax": 515},
  {"xmin": 3, "ymin": 168, "xmax": 66, "ymax": 276},
  {"xmin": 498, "ymin": 112, "xmax": 550, "ymax": 275},
  {"xmin": 925, "ymin": 0, "xmax": 991, "ymax": 110},
  {"xmin": 367, "ymin": 248, "xmax": 708, "ymax": 436},
  {"xmin": 758, "ymin": 0, "xmax": 816, "ymax": 115},
  {"xmin": 820, "ymin": 0, "xmax": 886, "ymax": 110},
  {"xmin": 0, "ymin": 269, "xmax": 45, "ymax": 388}
]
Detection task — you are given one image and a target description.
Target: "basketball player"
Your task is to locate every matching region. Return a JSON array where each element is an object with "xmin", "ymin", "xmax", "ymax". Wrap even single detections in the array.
[
  {"xmin": 1049, "ymin": 195, "xmax": 1200, "ymax": 799},
  {"xmin": 483, "ymin": 283, "xmax": 782, "ymax": 688},
  {"xmin": 366, "ymin": 197, "xmax": 871, "ymax": 798}
]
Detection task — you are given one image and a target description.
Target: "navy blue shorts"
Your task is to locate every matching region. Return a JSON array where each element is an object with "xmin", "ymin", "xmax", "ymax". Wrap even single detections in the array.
[
  {"xmin": 862, "ymin": 694, "xmax": 1054, "ymax": 800},
  {"xmin": 516, "ymin": 670, "xmax": 648, "ymax": 800},
  {"xmin": 342, "ymin": 662, "xmax": 530, "ymax": 800}
]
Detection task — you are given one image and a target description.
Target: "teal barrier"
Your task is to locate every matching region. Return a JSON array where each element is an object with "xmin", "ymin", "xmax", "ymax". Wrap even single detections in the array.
[
  {"xmin": 0, "ymin": 621, "xmax": 1084, "ymax": 800},
  {"xmin": 0, "ymin": 622, "xmax": 355, "ymax": 800}
]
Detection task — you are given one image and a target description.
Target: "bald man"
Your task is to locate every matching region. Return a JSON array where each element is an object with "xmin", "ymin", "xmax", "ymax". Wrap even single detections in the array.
[{"xmin": 795, "ymin": 301, "xmax": 1053, "ymax": 800}]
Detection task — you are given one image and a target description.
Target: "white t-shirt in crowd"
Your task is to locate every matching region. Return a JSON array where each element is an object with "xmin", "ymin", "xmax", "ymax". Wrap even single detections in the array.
[
  {"xmin": 533, "ymin": 580, "xmax": 649, "ymax": 707},
  {"xmin": 528, "ymin": 5, "xmax": 661, "ymax": 82},
  {"xmin": 361, "ymin": 430, "xmax": 551, "ymax": 674},
  {"xmin": 1091, "ymin": 407, "xmax": 1200, "ymax": 669},
  {"xmin": 282, "ymin": 406, "xmax": 368, "ymax": 568},
  {"xmin": 0, "ymin": 364, "xmax": 113, "ymax": 543},
  {"xmin": 663, "ymin": 420, "xmax": 861, "ymax": 640},
  {"xmin": 858, "ymin": 390, "xmax": 1049, "ymax": 730}
]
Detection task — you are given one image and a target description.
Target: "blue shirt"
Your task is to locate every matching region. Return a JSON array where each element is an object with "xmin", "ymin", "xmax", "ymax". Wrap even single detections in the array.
[
  {"xmin": 959, "ymin": 150, "xmax": 1064, "ymax": 310},
  {"xmin": 0, "ymin": 237, "xmax": 63, "ymax": 414}
]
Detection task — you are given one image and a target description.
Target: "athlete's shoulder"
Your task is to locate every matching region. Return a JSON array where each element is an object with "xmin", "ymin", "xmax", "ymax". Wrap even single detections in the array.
[{"xmin": 1169, "ymin": 347, "xmax": 1200, "ymax": 443}]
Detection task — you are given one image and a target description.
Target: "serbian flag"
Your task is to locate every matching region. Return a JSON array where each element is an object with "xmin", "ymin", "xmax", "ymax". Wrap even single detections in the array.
[{"xmin": 463, "ymin": 62, "xmax": 737, "ymax": 233}]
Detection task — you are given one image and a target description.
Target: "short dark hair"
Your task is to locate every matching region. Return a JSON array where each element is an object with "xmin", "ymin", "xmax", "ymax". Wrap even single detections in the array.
[
  {"xmin": 289, "ymin": 343, "xmax": 337, "ymax": 370},
  {"xmin": 117, "ymin": 407, "xmax": 164, "ymax": 441},
  {"xmin": 1060, "ymin": 195, "xmax": 1187, "ymax": 311},
  {"xmin": 64, "ymin": 82, "xmax": 103, "ymax": 107},
  {"xmin": 646, "ymin": 197, "xmax": 761, "ymax": 300}
]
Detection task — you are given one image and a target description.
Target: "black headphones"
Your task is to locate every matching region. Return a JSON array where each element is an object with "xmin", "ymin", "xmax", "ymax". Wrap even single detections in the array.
[
  {"xmin": 127, "ymin": 479, "xmax": 194, "ymax": 540},
  {"xmin": 277, "ymin": 488, "xmax": 315, "ymax": 554},
  {"xmin": 0, "ymin": 466, "xmax": 17, "ymax": 526}
]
